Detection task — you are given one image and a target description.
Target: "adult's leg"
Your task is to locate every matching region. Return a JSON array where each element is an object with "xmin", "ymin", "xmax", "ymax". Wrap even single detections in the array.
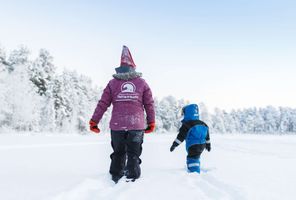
[
  {"xmin": 125, "ymin": 130, "xmax": 144, "ymax": 179},
  {"xmin": 109, "ymin": 130, "xmax": 127, "ymax": 179}
]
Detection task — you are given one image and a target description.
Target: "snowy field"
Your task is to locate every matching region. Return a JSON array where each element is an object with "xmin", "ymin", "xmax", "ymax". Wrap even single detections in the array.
[{"xmin": 0, "ymin": 133, "xmax": 296, "ymax": 200}]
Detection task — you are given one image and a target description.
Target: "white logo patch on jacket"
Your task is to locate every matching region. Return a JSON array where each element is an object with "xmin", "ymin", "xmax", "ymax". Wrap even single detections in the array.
[
  {"xmin": 116, "ymin": 82, "xmax": 139, "ymax": 102},
  {"xmin": 121, "ymin": 82, "xmax": 136, "ymax": 93}
]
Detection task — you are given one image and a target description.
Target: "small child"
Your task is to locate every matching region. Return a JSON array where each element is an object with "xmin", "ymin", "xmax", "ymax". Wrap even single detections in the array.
[{"xmin": 170, "ymin": 104, "xmax": 211, "ymax": 173}]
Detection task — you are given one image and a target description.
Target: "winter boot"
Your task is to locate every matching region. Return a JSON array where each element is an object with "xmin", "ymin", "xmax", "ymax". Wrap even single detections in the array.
[
  {"xmin": 187, "ymin": 157, "xmax": 200, "ymax": 173},
  {"xmin": 125, "ymin": 155, "xmax": 141, "ymax": 180},
  {"xmin": 112, "ymin": 174, "xmax": 123, "ymax": 184}
]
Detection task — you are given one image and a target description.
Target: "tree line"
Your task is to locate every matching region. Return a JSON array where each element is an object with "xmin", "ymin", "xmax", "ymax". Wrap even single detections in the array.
[{"xmin": 1, "ymin": 46, "xmax": 295, "ymax": 134}]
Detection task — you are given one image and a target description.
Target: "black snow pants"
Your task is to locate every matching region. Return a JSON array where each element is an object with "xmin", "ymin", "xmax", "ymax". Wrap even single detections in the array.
[
  {"xmin": 187, "ymin": 143, "xmax": 206, "ymax": 159},
  {"xmin": 109, "ymin": 130, "xmax": 144, "ymax": 179}
]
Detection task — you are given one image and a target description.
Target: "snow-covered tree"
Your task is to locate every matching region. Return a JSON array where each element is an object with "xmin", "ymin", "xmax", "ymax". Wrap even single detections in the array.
[
  {"xmin": 279, "ymin": 107, "xmax": 290, "ymax": 133},
  {"xmin": 75, "ymin": 74, "xmax": 99, "ymax": 132},
  {"xmin": 2, "ymin": 44, "xmax": 296, "ymax": 135},
  {"xmin": 252, "ymin": 108, "xmax": 265, "ymax": 133},
  {"xmin": 2, "ymin": 46, "xmax": 41, "ymax": 131},
  {"xmin": 29, "ymin": 49, "xmax": 57, "ymax": 131},
  {"xmin": 54, "ymin": 70, "xmax": 100, "ymax": 133},
  {"xmin": 8, "ymin": 45, "xmax": 30, "ymax": 72},
  {"xmin": 0, "ymin": 48, "xmax": 9, "ymax": 127},
  {"xmin": 222, "ymin": 111, "xmax": 236, "ymax": 133},
  {"xmin": 261, "ymin": 106, "xmax": 280, "ymax": 133},
  {"xmin": 154, "ymin": 98, "xmax": 164, "ymax": 132},
  {"xmin": 29, "ymin": 49, "xmax": 55, "ymax": 96},
  {"xmin": 157, "ymin": 96, "xmax": 180, "ymax": 132},
  {"xmin": 0, "ymin": 46, "xmax": 8, "ymax": 71},
  {"xmin": 211, "ymin": 108, "xmax": 226, "ymax": 133},
  {"xmin": 199, "ymin": 102, "xmax": 211, "ymax": 125},
  {"xmin": 290, "ymin": 109, "xmax": 296, "ymax": 132}
]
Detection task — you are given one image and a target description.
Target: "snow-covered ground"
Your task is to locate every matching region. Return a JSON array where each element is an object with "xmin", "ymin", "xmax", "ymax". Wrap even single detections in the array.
[{"xmin": 0, "ymin": 133, "xmax": 296, "ymax": 200}]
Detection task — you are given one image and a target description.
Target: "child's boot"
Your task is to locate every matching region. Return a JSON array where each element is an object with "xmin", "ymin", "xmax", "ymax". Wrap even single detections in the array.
[{"xmin": 187, "ymin": 157, "xmax": 200, "ymax": 173}]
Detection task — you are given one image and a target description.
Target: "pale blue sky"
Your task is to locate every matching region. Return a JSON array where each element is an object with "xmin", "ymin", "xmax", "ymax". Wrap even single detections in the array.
[{"xmin": 1, "ymin": 0, "xmax": 296, "ymax": 110}]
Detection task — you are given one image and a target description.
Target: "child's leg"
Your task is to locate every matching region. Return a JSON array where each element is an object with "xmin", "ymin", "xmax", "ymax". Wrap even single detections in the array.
[
  {"xmin": 187, "ymin": 157, "xmax": 201, "ymax": 173},
  {"xmin": 187, "ymin": 144, "xmax": 206, "ymax": 173}
]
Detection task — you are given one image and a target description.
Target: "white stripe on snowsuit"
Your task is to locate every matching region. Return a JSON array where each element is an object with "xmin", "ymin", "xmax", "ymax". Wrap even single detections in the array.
[
  {"xmin": 188, "ymin": 163, "xmax": 200, "ymax": 167},
  {"xmin": 174, "ymin": 139, "xmax": 182, "ymax": 144}
]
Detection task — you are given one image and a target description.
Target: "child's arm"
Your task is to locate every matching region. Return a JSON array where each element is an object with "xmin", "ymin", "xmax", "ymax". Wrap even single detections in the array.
[{"xmin": 170, "ymin": 123, "xmax": 190, "ymax": 152}]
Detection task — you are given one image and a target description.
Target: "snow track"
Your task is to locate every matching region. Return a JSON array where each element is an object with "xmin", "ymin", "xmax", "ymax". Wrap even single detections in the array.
[
  {"xmin": 51, "ymin": 169, "xmax": 244, "ymax": 200},
  {"xmin": 1, "ymin": 134, "xmax": 296, "ymax": 200}
]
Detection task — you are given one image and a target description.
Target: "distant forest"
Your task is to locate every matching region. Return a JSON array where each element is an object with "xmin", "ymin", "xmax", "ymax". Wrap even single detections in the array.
[{"xmin": 1, "ymin": 46, "xmax": 296, "ymax": 134}]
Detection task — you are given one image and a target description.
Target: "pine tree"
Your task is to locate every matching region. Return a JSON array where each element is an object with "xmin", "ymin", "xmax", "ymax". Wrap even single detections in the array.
[
  {"xmin": 212, "ymin": 108, "xmax": 226, "ymax": 133},
  {"xmin": 4, "ymin": 46, "xmax": 41, "ymax": 131},
  {"xmin": 253, "ymin": 108, "xmax": 265, "ymax": 133},
  {"xmin": 261, "ymin": 106, "xmax": 280, "ymax": 133},
  {"xmin": 222, "ymin": 111, "xmax": 236, "ymax": 133},
  {"xmin": 0, "ymin": 47, "xmax": 9, "ymax": 128},
  {"xmin": 28, "ymin": 49, "xmax": 57, "ymax": 131},
  {"xmin": 158, "ymin": 96, "xmax": 179, "ymax": 132},
  {"xmin": 29, "ymin": 49, "xmax": 55, "ymax": 96},
  {"xmin": 199, "ymin": 102, "xmax": 212, "ymax": 126}
]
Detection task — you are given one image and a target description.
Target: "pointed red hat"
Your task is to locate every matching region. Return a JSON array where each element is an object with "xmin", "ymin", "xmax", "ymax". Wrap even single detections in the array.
[{"xmin": 120, "ymin": 45, "xmax": 136, "ymax": 68}]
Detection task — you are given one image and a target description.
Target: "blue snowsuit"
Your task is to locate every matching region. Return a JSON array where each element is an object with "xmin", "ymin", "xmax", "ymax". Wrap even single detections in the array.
[{"xmin": 171, "ymin": 104, "xmax": 211, "ymax": 173}]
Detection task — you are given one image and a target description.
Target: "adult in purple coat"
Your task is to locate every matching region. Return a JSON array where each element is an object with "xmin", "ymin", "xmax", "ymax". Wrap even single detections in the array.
[{"xmin": 89, "ymin": 46, "xmax": 155, "ymax": 183}]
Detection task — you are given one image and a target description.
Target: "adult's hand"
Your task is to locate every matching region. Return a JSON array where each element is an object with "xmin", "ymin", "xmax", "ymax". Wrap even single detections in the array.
[
  {"xmin": 89, "ymin": 120, "xmax": 100, "ymax": 133},
  {"xmin": 145, "ymin": 122, "xmax": 155, "ymax": 134}
]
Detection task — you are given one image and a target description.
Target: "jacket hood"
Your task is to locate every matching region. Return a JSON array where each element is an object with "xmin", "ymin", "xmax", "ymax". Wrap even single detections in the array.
[
  {"xmin": 112, "ymin": 71, "xmax": 142, "ymax": 80},
  {"xmin": 182, "ymin": 104, "xmax": 199, "ymax": 122}
]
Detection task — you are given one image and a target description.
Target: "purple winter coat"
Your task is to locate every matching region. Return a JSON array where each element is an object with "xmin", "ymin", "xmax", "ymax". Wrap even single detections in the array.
[{"xmin": 91, "ymin": 74, "xmax": 155, "ymax": 131}]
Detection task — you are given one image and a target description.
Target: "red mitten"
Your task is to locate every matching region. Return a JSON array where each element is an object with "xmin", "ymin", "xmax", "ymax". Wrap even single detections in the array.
[
  {"xmin": 89, "ymin": 120, "xmax": 100, "ymax": 133},
  {"xmin": 145, "ymin": 122, "xmax": 156, "ymax": 134}
]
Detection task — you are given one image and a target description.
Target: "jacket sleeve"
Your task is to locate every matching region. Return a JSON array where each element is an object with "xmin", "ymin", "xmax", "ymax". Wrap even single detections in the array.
[
  {"xmin": 206, "ymin": 128, "xmax": 211, "ymax": 144},
  {"xmin": 172, "ymin": 123, "xmax": 190, "ymax": 147},
  {"xmin": 91, "ymin": 83, "xmax": 112, "ymax": 123},
  {"xmin": 142, "ymin": 82, "xmax": 155, "ymax": 124}
]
